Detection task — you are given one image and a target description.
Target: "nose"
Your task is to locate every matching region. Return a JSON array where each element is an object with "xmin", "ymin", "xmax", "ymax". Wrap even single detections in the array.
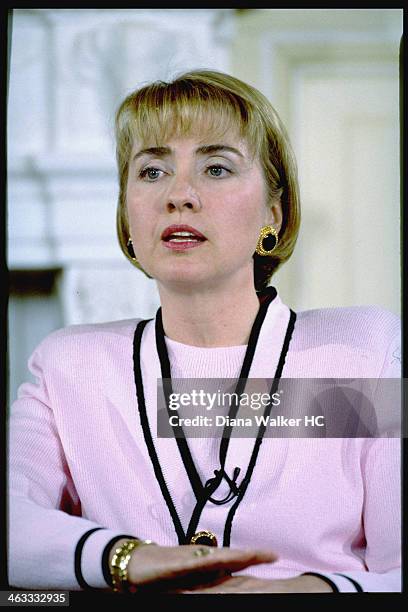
[{"xmin": 165, "ymin": 175, "xmax": 201, "ymax": 214}]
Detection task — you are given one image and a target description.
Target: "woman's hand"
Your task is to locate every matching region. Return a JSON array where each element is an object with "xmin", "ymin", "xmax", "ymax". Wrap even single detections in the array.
[
  {"xmin": 178, "ymin": 573, "xmax": 334, "ymax": 594},
  {"xmin": 122, "ymin": 543, "xmax": 277, "ymax": 592}
]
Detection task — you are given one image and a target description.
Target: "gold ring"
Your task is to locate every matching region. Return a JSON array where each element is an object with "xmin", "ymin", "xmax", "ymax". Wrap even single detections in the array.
[
  {"xmin": 193, "ymin": 547, "xmax": 213, "ymax": 557},
  {"xmin": 190, "ymin": 530, "xmax": 218, "ymax": 547}
]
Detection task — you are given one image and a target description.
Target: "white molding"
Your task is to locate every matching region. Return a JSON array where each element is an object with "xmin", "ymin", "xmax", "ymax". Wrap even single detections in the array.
[
  {"xmin": 260, "ymin": 25, "xmax": 400, "ymax": 119},
  {"xmin": 247, "ymin": 10, "xmax": 401, "ymax": 311},
  {"xmin": 237, "ymin": 8, "xmax": 402, "ymax": 32}
]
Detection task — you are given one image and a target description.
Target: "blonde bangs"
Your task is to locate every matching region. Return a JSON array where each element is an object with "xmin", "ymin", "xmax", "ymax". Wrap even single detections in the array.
[{"xmin": 116, "ymin": 80, "xmax": 264, "ymax": 163}]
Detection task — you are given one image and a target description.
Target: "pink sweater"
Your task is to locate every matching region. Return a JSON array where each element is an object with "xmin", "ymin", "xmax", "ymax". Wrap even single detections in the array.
[{"xmin": 8, "ymin": 292, "xmax": 401, "ymax": 592}]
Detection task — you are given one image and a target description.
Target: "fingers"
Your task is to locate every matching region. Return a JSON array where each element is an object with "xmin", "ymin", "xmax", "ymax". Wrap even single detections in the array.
[
  {"xmin": 207, "ymin": 547, "xmax": 277, "ymax": 571},
  {"xmin": 127, "ymin": 544, "xmax": 277, "ymax": 587},
  {"xmin": 179, "ymin": 575, "xmax": 270, "ymax": 594},
  {"xmin": 186, "ymin": 547, "xmax": 276, "ymax": 575},
  {"xmin": 136, "ymin": 569, "xmax": 232, "ymax": 594}
]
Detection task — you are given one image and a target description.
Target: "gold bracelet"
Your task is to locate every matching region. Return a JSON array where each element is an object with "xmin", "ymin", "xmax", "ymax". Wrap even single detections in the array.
[{"xmin": 110, "ymin": 538, "xmax": 156, "ymax": 593}]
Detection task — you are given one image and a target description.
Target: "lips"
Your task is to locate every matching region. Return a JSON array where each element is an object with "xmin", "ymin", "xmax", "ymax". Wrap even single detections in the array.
[{"xmin": 161, "ymin": 224, "xmax": 207, "ymax": 242}]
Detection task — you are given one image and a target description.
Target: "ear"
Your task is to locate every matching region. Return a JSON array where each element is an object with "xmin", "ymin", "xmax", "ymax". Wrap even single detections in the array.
[{"xmin": 265, "ymin": 199, "xmax": 283, "ymax": 233}]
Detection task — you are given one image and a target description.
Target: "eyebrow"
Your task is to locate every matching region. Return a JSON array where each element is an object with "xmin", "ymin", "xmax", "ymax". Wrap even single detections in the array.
[{"xmin": 132, "ymin": 144, "xmax": 245, "ymax": 162}]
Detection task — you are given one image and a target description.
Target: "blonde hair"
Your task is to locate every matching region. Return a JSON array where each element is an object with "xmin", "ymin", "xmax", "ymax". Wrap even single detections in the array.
[{"xmin": 115, "ymin": 69, "xmax": 300, "ymax": 291}]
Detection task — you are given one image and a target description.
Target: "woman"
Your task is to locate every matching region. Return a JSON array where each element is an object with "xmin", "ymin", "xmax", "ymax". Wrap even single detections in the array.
[{"xmin": 8, "ymin": 70, "xmax": 401, "ymax": 594}]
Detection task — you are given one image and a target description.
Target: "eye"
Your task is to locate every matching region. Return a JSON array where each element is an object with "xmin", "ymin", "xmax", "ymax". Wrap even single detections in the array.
[
  {"xmin": 206, "ymin": 165, "xmax": 231, "ymax": 178},
  {"xmin": 139, "ymin": 167, "xmax": 164, "ymax": 181}
]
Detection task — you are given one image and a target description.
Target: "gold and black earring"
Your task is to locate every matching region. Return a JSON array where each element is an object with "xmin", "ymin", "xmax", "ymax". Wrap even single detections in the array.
[
  {"xmin": 255, "ymin": 225, "xmax": 279, "ymax": 256},
  {"xmin": 127, "ymin": 238, "xmax": 137, "ymax": 262}
]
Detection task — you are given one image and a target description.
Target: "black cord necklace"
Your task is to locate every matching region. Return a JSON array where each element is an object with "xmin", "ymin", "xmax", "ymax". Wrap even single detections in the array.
[{"xmin": 133, "ymin": 287, "xmax": 296, "ymax": 547}]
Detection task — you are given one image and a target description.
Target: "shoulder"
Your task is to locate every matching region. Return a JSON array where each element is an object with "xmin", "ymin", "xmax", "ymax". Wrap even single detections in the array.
[
  {"xmin": 296, "ymin": 306, "xmax": 401, "ymax": 353},
  {"xmin": 298, "ymin": 306, "xmax": 400, "ymax": 338},
  {"xmin": 30, "ymin": 318, "xmax": 147, "ymax": 367},
  {"xmin": 38, "ymin": 317, "xmax": 143, "ymax": 343}
]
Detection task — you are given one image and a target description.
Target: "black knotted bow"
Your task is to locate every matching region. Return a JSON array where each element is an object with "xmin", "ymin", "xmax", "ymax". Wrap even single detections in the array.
[{"xmin": 205, "ymin": 466, "xmax": 242, "ymax": 505}]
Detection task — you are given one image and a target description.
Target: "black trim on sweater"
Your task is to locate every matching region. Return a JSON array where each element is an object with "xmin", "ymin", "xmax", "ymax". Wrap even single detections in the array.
[
  {"xmin": 217, "ymin": 287, "xmax": 278, "ymax": 481},
  {"xmin": 133, "ymin": 318, "xmax": 187, "ymax": 544},
  {"xmin": 155, "ymin": 310, "xmax": 203, "ymax": 500},
  {"xmin": 155, "ymin": 284, "xmax": 278, "ymax": 505},
  {"xmin": 133, "ymin": 287, "xmax": 296, "ymax": 547},
  {"xmin": 101, "ymin": 534, "xmax": 137, "ymax": 588},
  {"xmin": 74, "ymin": 527, "xmax": 105, "ymax": 590},
  {"xmin": 334, "ymin": 572, "xmax": 364, "ymax": 592},
  {"xmin": 222, "ymin": 308, "xmax": 296, "ymax": 546}
]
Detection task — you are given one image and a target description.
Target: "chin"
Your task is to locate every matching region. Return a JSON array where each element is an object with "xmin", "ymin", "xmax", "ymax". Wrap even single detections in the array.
[
  {"xmin": 160, "ymin": 271, "xmax": 210, "ymax": 286},
  {"xmin": 153, "ymin": 262, "xmax": 219, "ymax": 287}
]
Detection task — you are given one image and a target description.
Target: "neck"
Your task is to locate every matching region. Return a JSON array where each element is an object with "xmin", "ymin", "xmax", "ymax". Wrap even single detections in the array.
[{"xmin": 157, "ymin": 276, "xmax": 261, "ymax": 348}]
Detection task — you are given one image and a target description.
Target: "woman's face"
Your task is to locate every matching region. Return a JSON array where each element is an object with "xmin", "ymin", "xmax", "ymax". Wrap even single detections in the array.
[{"xmin": 126, "ymin": 127, "xmax": 282, "ymax": 291}]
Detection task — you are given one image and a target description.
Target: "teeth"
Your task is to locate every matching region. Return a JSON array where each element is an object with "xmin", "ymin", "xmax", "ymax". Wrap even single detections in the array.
[
  {"xmin": 166, "ymin": 230, "xmax": 203, "ymax": 242},
  {"xmin": 171, "ymin": 232, "xmax": 197, "ymax": 237}
]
